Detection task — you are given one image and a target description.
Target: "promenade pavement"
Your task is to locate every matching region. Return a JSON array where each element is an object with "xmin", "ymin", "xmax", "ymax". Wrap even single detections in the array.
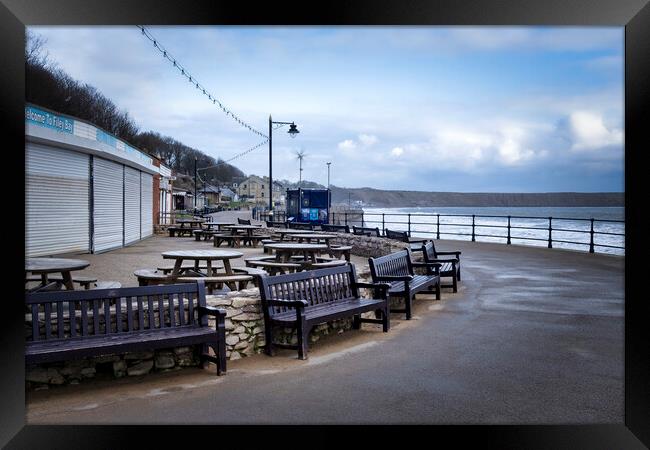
[{"xmin": 27, "ymin": 236, "xmax": 624, "ymax": 424}]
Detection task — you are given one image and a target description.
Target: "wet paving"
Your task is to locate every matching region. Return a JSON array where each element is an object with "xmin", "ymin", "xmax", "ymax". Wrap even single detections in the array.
[{"xmin": 26, "ymin": 236, "xmax": 624, "ymax": 425}]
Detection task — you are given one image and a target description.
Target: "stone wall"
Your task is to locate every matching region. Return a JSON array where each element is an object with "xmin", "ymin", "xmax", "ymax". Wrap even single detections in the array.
[{"xmin": 25, "ymin": 233, "xmax": 416, "ymax": 389}]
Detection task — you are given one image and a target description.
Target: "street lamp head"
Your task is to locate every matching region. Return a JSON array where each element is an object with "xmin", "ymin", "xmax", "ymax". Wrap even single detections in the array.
[{"xmin": 288, "ymin": 123, "xmax": 299, "ymax": 138}]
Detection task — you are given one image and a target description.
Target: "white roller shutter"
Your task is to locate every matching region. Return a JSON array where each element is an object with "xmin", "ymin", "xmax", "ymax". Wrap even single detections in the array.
[
  {"xmin": 93, "ymin": 157, "xmax": 124, "ymax": 252},
  {"xmin": 140, "ymin": 172, "xmax": 153, "ymax": 238},
  {"xmin": 26, "ymin": 142, "xmax": 90, "ymax": 256},
  {"xmin": 124, "ymin": 166, "xmax": 141, "ymax": 244}
]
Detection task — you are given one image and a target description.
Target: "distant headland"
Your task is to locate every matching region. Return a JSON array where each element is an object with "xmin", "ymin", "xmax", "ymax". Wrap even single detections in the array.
[{"xmin": 329, "ymin": 186, "xmax": 624, "ymax": 208}]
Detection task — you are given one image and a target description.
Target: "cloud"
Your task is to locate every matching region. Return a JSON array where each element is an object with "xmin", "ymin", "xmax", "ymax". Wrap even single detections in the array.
[
  {"xmin": 390, "ymin": 147, "xmax": 404, "ymax": 157},
  {"xmin": 358, "ymin": 134, "xmax": 379, "ymax": 146},
  {"xmin": 567, "ymin": 111, "xmax": 623, "ymax": 151},
  {"xmin": 337, "ymin": 139, "xmax": 357, "ymax": 151}
]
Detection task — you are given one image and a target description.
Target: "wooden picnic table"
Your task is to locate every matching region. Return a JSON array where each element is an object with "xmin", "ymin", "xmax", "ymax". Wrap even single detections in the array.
[
  {"xmin": 263, "ymin": 243, "xmax": 328, "ymax": 263},
  {"xmin": 224, "ymin": 225, "xmax": 263, "ymax": 237},
  {"xmin": 161, "ymin": 250, "xmax": 243, "ymax": 278},
  {"xmin": 25, "ymin": 258, "xmax": 90, "ymax": 291},
  {"xmin": 176, "ymin": 219, "xmax": 206, "ymax": 229},
  {"xmin": 284, "ymin": 233, "xmax": 338, "ymax": 245},
  {"xmin": 203, "ymin": 221, "xmax": 236, "ymax": 230},
  {"xmin": 275, "ymin": 229, "xmax": 316, "ymax": 241}
]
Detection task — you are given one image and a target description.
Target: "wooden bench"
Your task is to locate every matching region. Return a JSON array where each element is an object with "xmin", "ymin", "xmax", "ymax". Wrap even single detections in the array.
[
  {"xmin": 257, "ymin": 264, "xmax": 391, "ymax": 359},
  {"xmin": 25, "ymin": 281, "xmax": 227, "ymax": 375},
  {"xmin": 194, "ymin": 229, "xmax": 218, "ymax": 241},
  {"xmin": 321, "ymin": 224, "xmax": 350, "ymax": 233},
  {"xmin": 384, "ymin": 229, "xmax": 428, "ymax": 249},
  {"xmin": 213, "ymin": 234, "xmax": 270, "ymax": 248},
  {"xmin": 266, "ymin": 220, "xmax": 287, "ymax": 228},
  {"xmin": 287, "ymin": 222, "xmax": 315, "ymax": 230},
  {"xmin": 92, "ymin": 281, "xmax": 122, "ymax": 290},
  {"xmin": 353, "ymin": 226, "xmax": 381, "ymax": 237},
  {"xmin": 246, "ymin": 260, "xmax": 302, "ymax": 275},
  {"xmin": 327, "ymin": 245, "xmax": 353, "ymax": 261},
  {"xmin": 301, "ymin": 260, "xmax": 349, "ymax": 270},
  {"xmin": 237, "ymin": 218, "xmax": 252, "ymax": 225},
  {"xmin": 168, "ymin": 227, "xmax": 198, "ymax": 237},
  {"xmin": 26, "ymin": 275, "xmax": 98, "ymax": 290},
  {"xmin": 174, "ymin": 275, "xmax": 254, "ymax": 292},
  {"xmin": 157, "ymin": 264, "xmax": 216, "ymax": 275},
  {"xmin": 368, "ymin": 249, "xmax": 441, "ymax": 320},
  {"xmin": 412, "ymin": 240, "xmax": 461, "ymax": 292}
]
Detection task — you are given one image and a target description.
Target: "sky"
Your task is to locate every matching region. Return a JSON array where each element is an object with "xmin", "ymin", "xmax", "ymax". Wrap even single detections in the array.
[{"xmin": 29, "ymin": 26, "xmax": 624, "ymax": 192}]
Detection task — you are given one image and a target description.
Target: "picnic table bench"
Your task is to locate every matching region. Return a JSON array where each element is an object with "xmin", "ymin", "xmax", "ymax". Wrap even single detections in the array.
[
  {"xmin": 168, "ymin": 226, "xmax": 199, "ymax": 237},
  {"xmin": 353, "ymin": 225, "xmax": 381, "ymax": 236},
  {"xmin": 368, "ymin": 249, "xmax": 441, "ymax": 320},
  {"xmin": 194, "ymin": 229, "xmax": 219, "ymax": 241},
  {"xmin": 213, "ymin": 233, "xmax": 271, "ymax": 248},
  {"xmin": 327, "ymin": 245, "xmax": 353, "ymax": 261},
  {"xmin": 26, "ymin": 275, "xmax": 98, "ymax": 290},
  {"xmin": 266, "ymin": 220, "xmax": 287, "ymax": 228},
  {"xmin": 321, "ymin": 224, "xmax": 350, "ymax": 233},
  {"xmin": 258, "ymin": 264, "xmax": 391, "ymax": 359},
  {"xmin": 287, "ymin": 222, "xmax": 315, "ymax": 230},
  {"xmin": 133, "ymin": 270, "xmax": 253, "ymax": 292},
  {"xmin": 25, "ymin": 281, "xmax": 227, "ymax": 375}
]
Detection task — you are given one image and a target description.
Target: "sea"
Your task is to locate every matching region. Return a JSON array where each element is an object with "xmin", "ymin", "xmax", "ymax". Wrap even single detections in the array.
[{"xmin": 358, "ymin": 206, "xmax": 625, "ymax": 256}]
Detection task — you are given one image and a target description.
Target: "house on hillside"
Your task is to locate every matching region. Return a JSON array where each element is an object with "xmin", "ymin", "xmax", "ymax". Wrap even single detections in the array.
[
  {"xmin": 237, "ymin": 175, "xmax": 284, "ymax": 206},
  {"xmin": 219, "ymin": 186, "xmax": 238, "ymax": 203}
]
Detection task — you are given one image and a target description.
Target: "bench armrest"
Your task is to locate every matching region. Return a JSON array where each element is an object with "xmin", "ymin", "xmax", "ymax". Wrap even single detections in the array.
[
  {"xmin": 353, "ymin": 282, "xmax": 391, "ymax": 299},
  {"xmin": 373, "ymin": 275, "xmax": 414, "ymax": 282},
  {"xmin": 198, "ymin": 306, "xmax": 227, "ymax": 319},
  {"xmin": 266, "ymin": 299, "xmax": 309, "ymax": 309},
  {"xmin": 436, "ymin": 251, "xmax": 461, "ymax": 257},
  {"xmin": 411, "ymin": 261, "xmax": 441, "ymax": 275}
]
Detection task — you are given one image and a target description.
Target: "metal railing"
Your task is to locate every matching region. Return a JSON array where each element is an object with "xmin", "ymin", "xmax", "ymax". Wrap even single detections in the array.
[{"xmin": 328, "ymin": 211, "xmax": 625, "ymax": 254}]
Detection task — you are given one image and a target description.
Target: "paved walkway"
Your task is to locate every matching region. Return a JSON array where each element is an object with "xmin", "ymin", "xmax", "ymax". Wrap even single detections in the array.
[{"xmin": 27, "ymin": 240, "xmax": 624, "ymax": 424}]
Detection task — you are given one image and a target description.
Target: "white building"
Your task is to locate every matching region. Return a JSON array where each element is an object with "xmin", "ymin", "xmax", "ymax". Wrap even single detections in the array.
[{"xmin": 25, "ymin": 103, "xmax": 161, "ymax": 256}]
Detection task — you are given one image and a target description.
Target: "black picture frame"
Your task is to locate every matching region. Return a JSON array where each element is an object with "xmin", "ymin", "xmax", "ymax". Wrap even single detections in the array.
[{"xmin": 1, "ymin": 0, "xmax": 648, "ymax": 447}]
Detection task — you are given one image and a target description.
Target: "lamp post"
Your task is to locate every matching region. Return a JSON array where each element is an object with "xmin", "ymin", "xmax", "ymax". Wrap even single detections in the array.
[
  {"xmin": 326, "ymin": 162, "xmax": 331, "ymax": 189},
  {"xmin": 194, "ymin": 156, "xmax": 197, "ymax": 210},
  {"xmin": 269, "ymin": 115, "xmax": 299, "ymax": 212}
]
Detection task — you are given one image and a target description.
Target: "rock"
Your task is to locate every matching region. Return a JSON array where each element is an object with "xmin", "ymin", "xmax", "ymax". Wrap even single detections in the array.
[
  {"xmin": 94, "ymin": 355, "xmax": 120, "ymax": 364},
  {"xmin": 208, "ymin": 298, "xmax": 233, "ymax": 307},
  {"xmin": 177, "ymin": 356, "xmax": 197, "ymax": 367},
  {"xmin": 155, "ymin": 354, "xmax": 175, "ymax": 370},
  {"xmin": 48, "ymin": 368, "xmax": 66, "ymax": 385},
  {"xmin": 112, "ymin": 360, "xmax": 127, "ymax": 378},
  {"xmin": 252, "ymin": 326, "xmax": 264, "ymax": 335},
  {"xmin": 232, "ymin": 312, "xmax": 262, "ymax": 321},
  {"xmin": 225, "ymin": 335, "xmax": 240, "ymax": 346},
  {"xmin": 124, "ymin": 351, "xmax": 154, "ymax": 360},
  {"xmin": 68, "ymin": 379, "xmax": 80, "ymax": 385},
  {"xmin": 173, "ymin": 347, "xmax": 192, "ymax": 355},
  {"xmin": 127, "ymin": 360, "xmax": 154, "ymax": 376},
  {"xmin": 233, "ymin": 326, "xmax": 246, "ymax": 334},
  {"xmin": 26, "ymin": 367, "xmax": 50, "ymax": 384},
  {"xmin": 34, "ymin": 384, "xmax": 49, "ymax": 391},
  {"xmin": 229, "ymin": 351, "xmax": 242, "ymax": 361},
  {"xmin": 234, "ymin": 340, "xmax": 249, "ymax": 350},
  {"xmin": 224, "ymin": 319, "xmax": 235, "ymax": 330},
  {"xmin": 231, "ymin": 298, "xmax": 260, "ymax": 308},
  {"xmin": 80, "ymin": 367, "xmax": 96, "ymax": 378}
]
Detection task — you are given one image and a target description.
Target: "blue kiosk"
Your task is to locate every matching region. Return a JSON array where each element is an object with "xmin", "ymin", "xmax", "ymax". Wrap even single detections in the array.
[{"xmin": 286, "ymin": 188, "xmax": 331, "ymax": 224}]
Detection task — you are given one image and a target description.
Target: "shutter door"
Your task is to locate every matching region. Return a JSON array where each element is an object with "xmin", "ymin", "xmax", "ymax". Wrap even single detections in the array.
[
  {"xmin": 124, "ymin": 166, "xmax": 141, "ymax": 244},
  {"xmin": 140, "ymin": 172, "xmax": 153, "ymax": 238},
  {"xmin": 26, "ymin": 142, "xmax": 90, "ymax": 257},
  {"xmin": 93, "ymin": 158, "xmax": 124, "ymax": 252}
]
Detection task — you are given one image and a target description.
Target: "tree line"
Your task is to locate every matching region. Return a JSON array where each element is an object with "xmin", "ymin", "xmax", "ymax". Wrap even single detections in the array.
[{"xmin": 25, "ymin": 31, "xmax": 245, "ymax": 186}]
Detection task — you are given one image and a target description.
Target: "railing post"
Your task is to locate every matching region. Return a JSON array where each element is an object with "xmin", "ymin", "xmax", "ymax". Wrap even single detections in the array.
[
  {"xmin": 361, "ymin": 211, "xmax": 364, "ymax": 227},
  {"xmin": 589, "ymin": 218, "xmax": 595, "ymax": 253},
  {"xmin": 382, "ymin": 213, "xmax": 385, "ymax": 232},
  {"xmin": 471, "ymin": 215, "xmax": 475, "ymax": 242},
  {"xmin": 507, "ymin": 215, "xmax": 511, "ymax": 245},
  {"xmin": 408, "ymin": 213, "xmax": 411, "ymax": 236},
  {"xmin": 345, "ymin": 212, "xmax": 348, "ymax": 226},
  {"xmin": 436, "ymin": 214, "xmax": 440, "ymax": 239},
  {"xmin": 548, "ymin": 217, "xmax": 553, "ymax": 248}
]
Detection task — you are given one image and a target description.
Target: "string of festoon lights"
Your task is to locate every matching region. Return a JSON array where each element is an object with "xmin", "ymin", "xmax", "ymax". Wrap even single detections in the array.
[
  {"xmin": 137, "ymin": 26, "xmax": 267, "ymax": 139},
  {"xmin": 137, "ymin": 25, "xmax": 269, "ymax": 167}
]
